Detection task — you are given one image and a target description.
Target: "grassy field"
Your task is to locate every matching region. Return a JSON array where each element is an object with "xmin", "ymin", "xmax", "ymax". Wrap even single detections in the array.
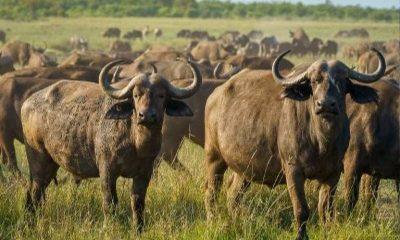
[{"xmin": 0, "ymin": 17, "xmax": 399, "ymax": 240}]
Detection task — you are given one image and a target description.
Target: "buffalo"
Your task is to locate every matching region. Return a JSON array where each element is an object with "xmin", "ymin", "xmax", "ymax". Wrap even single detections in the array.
[
  {"xmin": 203, "ymin": 49, "xmax": 385, "ymax": 239},
  {"xmin": 191, "ymin": 41, "xmax": 236, "ymax": 61},
  {"xmin": 102, "ymin": 27, "xmax": 121, "ymax": 38},
  {"xmin": 123, "ymin": 30, "xmax": 143, "ymax": 41},
  {"xmin": 0, "ymin": 53, "xmax": 14, "ymax": 75},
  {"xmin": 0, "ymin": 40, "xmax": 49, "ymax": 67},
  {"xmin": 344, "ymin": 76, "xmax": 399, "ymax": 212},
  {"xmin": 0, "ymin": 66, "xmax": 109, "ymax": 175},
  {"xmin": 21, "ymin": 59, "xmax": 202, "ymax": 232}
]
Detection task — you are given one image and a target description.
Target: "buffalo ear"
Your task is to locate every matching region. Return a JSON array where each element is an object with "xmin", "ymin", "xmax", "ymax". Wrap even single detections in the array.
[
  {"xmin": 166, "ymin": 99, "xmax": 193, "ymax": 117},
  {"xmin": 348, "ymin": 81, "xmax": 378, "ymax": 104},
  {"xmin": 105, "ymin": 100, "xmax": 134, "ymax": 119},
  {"xmin": 279, "ymin": 84, "xmax": 312, "ymax": 101}
]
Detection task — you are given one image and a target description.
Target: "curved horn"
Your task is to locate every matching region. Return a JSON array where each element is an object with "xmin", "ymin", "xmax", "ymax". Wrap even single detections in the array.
[
  {"xmin": 163, "ymin": 58, "xmax": 202, "ymax": 99},
  {"xmin": 214, "ymin": 62, "xmax": 240, "ymax": 79},
  {"xmin": 99, "ymin": 59, "xmax": 139, "ymax": 99},
  {"xmin": 348, "ymin": 48, "xmax": 386, "ymax": 83},
  {"xmin": 149, "ymin": 63, "xmax": 157, "ymax": 74},
  {"xmin": 272, "ymin": 50, "xmax": 308, "ymax": 87}
]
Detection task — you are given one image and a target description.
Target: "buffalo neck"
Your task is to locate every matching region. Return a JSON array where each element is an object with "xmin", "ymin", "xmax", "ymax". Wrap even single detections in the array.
[
  {"xmin": 131, "ymin": 121, "xmax": 163, "ymax": 159},
  {"xmin": 281, "ymin": 98, "xmax": 348, "ymax": 157}
]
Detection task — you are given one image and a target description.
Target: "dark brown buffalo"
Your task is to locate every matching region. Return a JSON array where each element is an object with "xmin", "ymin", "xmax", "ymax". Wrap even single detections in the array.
[
  {"xmin": 0, "ymin": 66, "xmax": 109, "ymax": 175},
  {"xmin": 343, "ymin": 77, "xmax": 400, "ymax": 212},
  {"xmin": 204, "ymin": 49, "xmax": 385, "ymax": 239},
  {"xmin": 0, "ymin": 53, "xmax": 14, "ymax": 75},
  {"xmin": 123, "ymin": 30, "xmax": 143, "ymax": 41},
  {"xmin": 190, "ymin": 41, "xmax": 236, "ymax": 61},
  {"xmin": 21, "ymin": 59, "xmax": 202, "ymax": 232},
  {"xmin": 136, "ymin": 47, "xmax": 186, "ymax": 63},
  {"xmin": 0, "ymin": 40, "xmax": 48, "ymax": 67},
  {"xmin": 0, "ymin": 77, "xmax": 59, "ymax": 174},
  {"xmin": 320, "ymin": 40, "xmax": 338, "ymax": 58},
  {"xmin": 158, "ymin": 79, "xmax": 224, "ymax": 171},
  {"xmin": 309, "ymin": 38, "xmax": 323, "ymax": 56},
  {"xmin": 2, "ymin": 65, "xmax": 105, "ymax": 81},
  {"xmin": 102, "ymin": 27, "xmax": 121, "ymax": 38},
  {"xmin": 59, "ymin": 51, "xmax": 114, "ymax": 68},
  {"xmin": 177, "ymin": 29, "xmax": 191, "ymax": 38},
  {"xmin": 214, "ymin": 54, "xmax": 294, "ymax": 79},
  {"xmin": 246, "ymin": 30, "xmax": 263, "ymax": 40},
  {"xmin": 236, "ymin": 42, "xmax": 261, "ymax": 57},
  {"xmin": 109, "ymin": 39, "xmax": 132, "ymax": 53}
]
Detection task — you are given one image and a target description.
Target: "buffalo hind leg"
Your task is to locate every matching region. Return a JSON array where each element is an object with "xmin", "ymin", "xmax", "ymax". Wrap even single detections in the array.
[
  {"xmin": 226, "ymin": 172, "xmax": 250, "ymax": 217},
  {"xmin": 131, "ymin": 167, "xmax": 153, "ymax": 233},
  {"xmin": 318, "ymin": 173, "xmax": 340, "ymax": 223},
  {"xmin": 204, "ymin": 147, "xmax": 227, "ymax": 221},
  {"xmin": 284, "ymin": 164, "xmax": 309, "ymax": 240},
  {"xmin": 25, "ymin": 146, "xmax": 59, "ymax": 213}
]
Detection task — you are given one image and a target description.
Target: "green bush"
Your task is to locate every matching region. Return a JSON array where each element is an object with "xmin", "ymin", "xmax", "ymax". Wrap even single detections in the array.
[{"xmin": 0, "ymin": 0, "xmax": 397, "ymax": 22}]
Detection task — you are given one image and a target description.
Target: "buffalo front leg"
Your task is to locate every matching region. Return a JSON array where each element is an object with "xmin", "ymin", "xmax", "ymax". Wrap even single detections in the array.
[
  {"xmin": 284, "ymin": 164, "xmax": 309, "ymax": 240},
  {"xmin": 317, "ymin": 173, "xmax": 340, "ymax": 223},
  {"xmin": 396, "ymin": 180, "xmax": 400, "ymax": 204},
  {"xmin": 343, "ymin": 168, "xmax": 361, "ymax": 214},
  {"xmin": 1, "ymin": 135, "xmax": 21, "ymax": 176},
  {"xmin": 204, "ymin": 148, "xmax": 227, "ymax": 221},
  {"xmin": 226, "ymin": 173, "xmax": 250, "ymax": 217},
  {"xmin": 99, "ymin": 168, "xmax": 118, "ymax": 221},
  {"xmin": 131, "ymin": 170, "xmax": 152, "ymax": 233}
]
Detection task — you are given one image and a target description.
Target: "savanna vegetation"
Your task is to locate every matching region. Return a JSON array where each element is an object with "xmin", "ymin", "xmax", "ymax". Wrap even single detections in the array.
[
  {"xmin": 0, "ymin": 16, "xmax": 398, "ymax": 240},
  {"xmin": 0, "ymin": 0, "xmax": 398, "ymax": 22}
]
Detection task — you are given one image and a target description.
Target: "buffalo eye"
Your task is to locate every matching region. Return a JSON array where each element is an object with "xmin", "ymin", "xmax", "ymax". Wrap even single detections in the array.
[{"xmin": 158, "ymin": 94, "xmax": 165, "ymax": 99}]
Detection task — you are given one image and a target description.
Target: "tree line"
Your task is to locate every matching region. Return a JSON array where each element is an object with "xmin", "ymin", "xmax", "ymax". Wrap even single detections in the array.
[{"xmin": 0, "ymin": 0, "xmax": 398, "ymax": 22}]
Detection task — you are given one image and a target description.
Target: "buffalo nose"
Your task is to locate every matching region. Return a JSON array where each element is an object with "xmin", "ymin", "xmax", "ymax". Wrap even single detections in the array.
[
  {"xmin": 317, "ymin": 99, "xmax": 336, "ymax": 108},
  {"xmin": 138, "ymin": 111, "xmax": 157, "ymax": 123}
]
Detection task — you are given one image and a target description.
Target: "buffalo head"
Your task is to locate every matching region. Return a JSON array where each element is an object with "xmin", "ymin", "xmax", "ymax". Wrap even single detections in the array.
[
  {"xmin": 99, "ymin": 59, "xmax": 202, "ymax": 125},
  {"xmin": 273, "ymin": 49, "xmax": 385, "ymax": 120}
]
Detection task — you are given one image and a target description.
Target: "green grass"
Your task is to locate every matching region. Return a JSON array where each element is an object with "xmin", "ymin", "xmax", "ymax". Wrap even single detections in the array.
[{"xmin": 0, "ymin": 17, "xmax": 399, "ymax": 240}]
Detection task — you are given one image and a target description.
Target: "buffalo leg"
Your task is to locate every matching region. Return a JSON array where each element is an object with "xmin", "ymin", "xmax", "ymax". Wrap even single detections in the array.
[
  {"xmin": 131, "ymin": 169, "xmax": 152, "ymax": 233},
  {"xmin": 99, "ymin": 169, "xmax": 118, "ymax": 219},
  {"xmin": 318, "ymin": 173, "xmax": 340, "ymax": 223},
  {"xmin": 396, "ymin": 180, "xmax": 400, "ymax": 204},
  {"xmin": 204, "ymin": 147, "xmax": 227, "ymax": 221},
  {"xmin": 25, "ymin": 146, "xmax": 58, "ymax": 212},
  {"xmin": 344, "ymin": 168, "xmax": 361, "ymax": 214},
  {"xmin": 284, "ymin": 164, "xmax": 309, "ymax": 240},
  {"xmin": 1, "ymin": 135, "xmax": 20, "ymax": 176},
  {"xmin": 226, "ymin": 172, "xmax": 250, "ymax": 216},
  {"xmin": 364, "ymin": 175, "xmax": 380, "ymax": 211}
]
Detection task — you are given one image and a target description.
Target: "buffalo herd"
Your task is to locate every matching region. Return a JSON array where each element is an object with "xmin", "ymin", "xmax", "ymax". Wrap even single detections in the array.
[{"xmin": 0, "ymin": 25, "xmax": 398, "ymax": 238}]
